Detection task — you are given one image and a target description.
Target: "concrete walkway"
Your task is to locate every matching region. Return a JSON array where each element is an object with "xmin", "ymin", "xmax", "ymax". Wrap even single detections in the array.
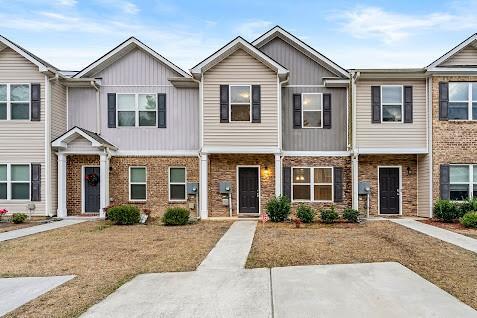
[
  {"xmin": 0, "ymin": 219, "xmax": 87, "ymax": 242},
  {"xmin": 0, "ymin": 275, "xmax": 75, "ymax": 316},
  {"xmin": 391, "ymin": 219, "xmax": 477, "ymax": 253}
]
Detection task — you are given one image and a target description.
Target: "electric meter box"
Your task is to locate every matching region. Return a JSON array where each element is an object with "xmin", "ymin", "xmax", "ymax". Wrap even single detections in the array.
[
  {"xmin": 187, "ymin": 182, "xmax": 199, "ymax": 195},
  {"xmin": 219, "ymin": 181, "xmax": 232, "ymax": 194}
]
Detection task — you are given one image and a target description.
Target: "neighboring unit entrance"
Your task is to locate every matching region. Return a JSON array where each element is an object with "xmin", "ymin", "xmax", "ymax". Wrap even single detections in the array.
[
  {"xmin": 378, "ymin": 167, "xmax": 401, "ymax": 214},
  {"xmin": 84, "ymin": 166, "xmax": 100, "ymax": 213},
  {"xmin": 237, "ymin": 167, "xmax": 260, "ymax": 214}
]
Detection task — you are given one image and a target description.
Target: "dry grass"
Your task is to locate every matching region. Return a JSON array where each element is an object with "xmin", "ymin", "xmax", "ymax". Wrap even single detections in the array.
[
  {"xmin": 420, "ymin": 219, "xmax": 477, "ymax": 239},
  {"xmin": 0, "ymin": 220, "xmax": 231, "ymax": 318},
  {"xmin": 246, "ymin": 221, "xmax": 477, "ymax": 309}
]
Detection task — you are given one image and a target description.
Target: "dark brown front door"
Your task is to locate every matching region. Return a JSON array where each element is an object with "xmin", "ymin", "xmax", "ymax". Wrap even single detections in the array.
[
  {"xmin": 379, "ymin": 167, "xmax": 400, "ymax": 215},
  {"xmin": 238, "ymin": 167, "xmax": 259, "ymax": 214},
  {"xmin": 84, "ymin": 167, "xmax": 100, "ymax": 213}
]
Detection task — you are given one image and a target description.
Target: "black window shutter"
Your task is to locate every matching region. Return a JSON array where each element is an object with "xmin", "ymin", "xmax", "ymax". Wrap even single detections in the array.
[
  {"xmin": 31, "ymin": 84, "xmax": 41, "ymax": 121},
  {"xmin": 440, "ymin": 165, "xmax": 450, "ymax": 200},
  {"xmin": 282, "ymin": 167, "xmax": 291, "ymax": 200},
  {"xmin": 107, "ymin": 93, "xmax": 116, "ymax": 128},
  {"xmin": 323, "ymin": 93, "xmax": 332, "ymax": 129},
  {"xmin": 31, "ymin": 164, "xmax": 41, "ymax": 201},
  {"xmin": 252, "ymin": 85, "xmax": 261, "ymax": 123},
  {"xmin": 220, "ymin": 85, "xmax": 229, "ymax": 123},
  {"xmin": 333, "ymin": 167, "xmax": 343, "ymax": 203},
  {"xmin": 371, "ymin": 86, "xmax": 381, "ymax": 123},
  {"xmin": 404, "ymin": 86, "xmax": 413, "ymax": 123},
  {"xmin": 293, "ymin": 94, "xmax": 302, "ymax": 129},
  {"xmin": 158, "ymin": 93, "xmax": 166, "ymax": 128},
  {"xmin": 439, "ymin": 82, "xmax": 448, "ymax": 121}
]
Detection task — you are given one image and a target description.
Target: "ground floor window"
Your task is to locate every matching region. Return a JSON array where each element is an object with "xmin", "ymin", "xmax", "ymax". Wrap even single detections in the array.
[
  {"xmin": 292, "ymin": 167, "xmax": 333, "ymax": 202},
  {"xmin": 129, "ymin": 167, "xmax": 147, "ymax": 201},
  {"xmin": 0, "ymin": 164, "xmax": 30, "ymax": 200},
  {"xmin": 169, "ymin": 167, "xmax": 186, "ymax": 201},
  {"xmin": 450, "ymin": 164, "xmax": 477, "ymax": 201}
]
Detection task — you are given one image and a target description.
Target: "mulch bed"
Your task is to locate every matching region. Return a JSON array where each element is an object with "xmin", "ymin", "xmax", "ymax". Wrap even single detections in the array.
[
  {"xmin": 247, "ymin": 220, "xmax": 477, "ymax": 310},
  {"xmin": 419, "ymin": 219, "xmax": 477, "ymax": 239},
  {"xmin": 0, "ymin": 217, "xmax": 48, "ymax": 233}
]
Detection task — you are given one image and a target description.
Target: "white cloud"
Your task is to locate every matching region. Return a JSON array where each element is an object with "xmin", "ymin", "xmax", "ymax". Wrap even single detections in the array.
[
  {"xmin": 235, "ymin": 20, "xmax": 273, "ymax": 40},
  {"xmin": 122, "ymin": 2, "xmax": 139, "ymax": 15},
  {"xmin": 55, "ymin": 0, "xmax": 76, "ymax": 6}
]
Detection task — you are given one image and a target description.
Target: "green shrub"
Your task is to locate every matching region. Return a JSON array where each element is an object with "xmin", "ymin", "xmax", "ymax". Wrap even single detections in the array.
[
  {"xmin": 320, "ymin": 206, "xmax": 339, "ymax": 224},
  {"xmin": 343, "ymin": 208, "xmax": 359, "ymax": 223},
  {"xmin": 162, "ymin": 207, "xmax": 190, "ymax": 226},
  {"xmin": 11, "ymin": 213, "xmax": 27, "ymax": 224},
  {"xmin": 266, "ymin": 196, "xmax": 291, "ymax": 222},
  {"xmin": 296, "ymin": 204, "xmax": 316, "ymax": 223},
  {"xmin": 107, "ymin": 205, "xmax": 140, "ymax": 225},
  {"xmin": 433, "ymin": 199, "xmax": 460, "ymax": 222},
  {"xmin": 458, "ymin": 198, "xmax": 477, "ymax": 218},
  {"xmin": 460, "ymin": 211, "xmax": 477, "ymax": 228}
]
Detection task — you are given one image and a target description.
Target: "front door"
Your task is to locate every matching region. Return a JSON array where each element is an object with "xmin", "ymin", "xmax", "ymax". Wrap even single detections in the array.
[
  {"xmin": 379, "ymin": 167, "xmax": 400, "ymax": 214},
  {"xmin": 238, "ymin": 167, "xmax": 259, "ymax": 214},
  {"xmin": 84, "ymin": 166, "xmax": 100, "ymax": 213}
]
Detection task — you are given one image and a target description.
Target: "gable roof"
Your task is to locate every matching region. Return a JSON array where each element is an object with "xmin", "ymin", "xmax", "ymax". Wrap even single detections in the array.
[
  {"xmin": 252, "ymin": 26, "xmax": 350, "ymax": 79},
  {"xmin": 0, "ymin": 35, "xmax": 58, "ymax": 73},
  {"xmin": 74, "ymin": 37, "xmax": 190, "ymax": 78},
  {"xmin": 52, "ymin": 126, "xmax": 117, "ymax": 150},
  {"xmin": 427, "ymin": 33, "xmax": 477, "ymax": 71},
  {"xmin": 190, "ymin": 36, "xmax": 289, "ymax": 80}
]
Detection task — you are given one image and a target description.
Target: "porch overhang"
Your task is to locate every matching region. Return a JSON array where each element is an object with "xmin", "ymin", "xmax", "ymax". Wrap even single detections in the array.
[{"xmin": 51, "ymin": 126, "xmax": 117, "ymax": 152}]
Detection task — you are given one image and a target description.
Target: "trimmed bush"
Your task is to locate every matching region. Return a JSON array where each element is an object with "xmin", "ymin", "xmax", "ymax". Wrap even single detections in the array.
[
  {"xmin": 11, "ymin": 213, "xmax": 27, "ymax": 224},
  {"xmin": 320, "ymin": 206, "xmax": 339, "ymax": 224},
  {"xmin": 343, "ymin": 208, "xmax": 359, "ymax": 223},
  {"xmin": 162, "ymin": 207, "xmax": 190, "ymax": 226},
  {"xmin": 433, "ymin": 199, "xmax": 460, "ymax": 222},
  {"xmin": 107, "ymin": 205, "xmax": 140, "ymax": 225},
  {"xmin": 266, "ymin": 196, "xmax": 291, "ymax": 222},
  {"xmin": 296, "ymin": 204, "xmax": 316, "ymax": 223},
  {"xmin": 458, "ymin": 198, "xmax": 477, "ymax": 218},
  {"xmin": 460, "ymin": 211, "xmax": 477, "ymax": 228}
]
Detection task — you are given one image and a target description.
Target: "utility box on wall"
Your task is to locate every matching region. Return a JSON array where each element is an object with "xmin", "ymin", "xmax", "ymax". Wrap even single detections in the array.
[
  {"xmin": 219, "ymin": 181, "xmax": 232, "ymax": 194},
  {"xmin": 358, "ymin": 181, "xmax": 371, "ymax": 195},
  {"xmin": 187, "ymin": 182, "xmax": 199, "ymax": 195}
]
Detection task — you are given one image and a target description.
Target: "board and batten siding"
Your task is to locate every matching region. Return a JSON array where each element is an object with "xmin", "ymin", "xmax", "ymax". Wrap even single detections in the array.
[
  {"xmin": 417, "ymin": 154, "xmax": 431, "ymax": 217},
  {"xmin": 68, "ymin": 48, "xmax": 199, "ymax": 151},
  {"xmin": 202, "ymin": 49, "xmax": 279, "ymax": 149},
  {"xmin": 0, "ymin": 47, "xmax": 46, "ymax": 215},
  {"xmin": 441, "ymin": 45, "xmax": 477, "ymax": 66},
  {"xmin": 355, "ymin": 79, "xmax": 427, "ymax": 150}
]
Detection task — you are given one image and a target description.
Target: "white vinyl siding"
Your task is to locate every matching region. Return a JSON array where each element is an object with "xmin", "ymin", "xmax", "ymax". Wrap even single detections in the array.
[
  {"xmin": 441, "ymin": 45, "xmax": 477, "ymax": 66},
  {"xmin": 417, "ymin": 154, "xmax": 431, "ymax": 217}
]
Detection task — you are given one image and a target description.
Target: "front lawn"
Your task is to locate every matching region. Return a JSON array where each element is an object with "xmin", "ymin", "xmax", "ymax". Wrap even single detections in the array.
[
  {"xmin": 246, "ymin": 221, "xmax": 477, "ymax": 310},
  {"xmin": 0, "ymin": 220, "xmax": 231, "ymax": 318}
]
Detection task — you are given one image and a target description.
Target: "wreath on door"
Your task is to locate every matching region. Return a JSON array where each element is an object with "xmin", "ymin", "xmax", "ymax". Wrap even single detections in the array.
[{"xmin": 85, "ymin": 173, "xmax": 99, "ymax": 186}]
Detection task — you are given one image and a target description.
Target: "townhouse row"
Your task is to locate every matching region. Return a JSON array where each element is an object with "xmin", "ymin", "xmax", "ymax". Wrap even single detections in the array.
[{"xmin": 0, "ymin": 26, "xmax": 476, "ymax": 219}]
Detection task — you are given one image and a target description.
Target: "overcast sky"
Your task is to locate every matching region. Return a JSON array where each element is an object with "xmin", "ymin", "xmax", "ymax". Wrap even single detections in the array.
[{"xmin": 1, "ymin": 0, "xmax": 476, "ymax": 71}]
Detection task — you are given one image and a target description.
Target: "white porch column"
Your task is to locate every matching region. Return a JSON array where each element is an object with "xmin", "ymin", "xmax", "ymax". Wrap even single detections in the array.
[
  {"xmin": 275, "ymin": 154, "xmax": 282, "ymax": 197},
  {"xmin": 352, "ymin": 154, "xmax": 359, "ymax": 210},
  {"xmin": 199, "ymin": 153, "xmax": 208, "ymax": 219},
  {"xmin": 57, "ymin": 153, "xmax": 67, "ymax": 218},
  {"xmin": 99, "ymin": 153, "xmax": 109, "ymax": 218}
]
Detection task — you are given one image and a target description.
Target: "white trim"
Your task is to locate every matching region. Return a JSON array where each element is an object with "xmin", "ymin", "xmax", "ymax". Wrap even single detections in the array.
[
  {"xmin": 301, "ymin": 92, "xmax": 323, "ymax": 128},
  {"xmin": 291, "ymin": 166, "xmax": 334, "ymax": 203},
  {"xmin": 0, "ymin": 163, "xmax": 31, "ymax": 201},
  {"xmin": 66, "ymin": 86, "xmax": 69, "ymax": 130},
  {"xmin": 101, "ymin": 84, "xmax": 174, "ymax": 87},
  {"xmin": 44, "ymin": 76, "xmax": 51, "ymax": 216},
  {"xmin": 447, "ymin": 82, "xmax": 477, "ymax": 120},
  {"xmin": 236, "ymin": 165, "xmax": 261, "ymax": 214},
  {"xmin": 427, "ymin": 34, "xmax": 477, "ymax": 69},
  {"xmin": 0, "ymin": 35, "xmax": 55, "ymax": 73},
  {"xmin": 0, "ymin": 83, "xmax": 31, "ymax": 121},
  {"xmin": 377, "ymin": 166, "xmax": 402, "ymax": 215},
  {"xmin": 81, "ymin": 165, "xmax": 100, "ymax": 213},
  {"xmin": 201, "ymin": 146, "xmax": 280, "ymax": 154},
  {"xmin": 284, "ymin": 84, "xmax": 326, "ymax": 88},
  {"xmin": 282, "ymin": 151, "xmax": 351, "ymax": 157},
  {"xmin": 428, "ymin": 76, "xmax": 433, "ymax": 218},
  {"xmin": 229, "ymin": 84, "xmax": 252, "ymax": 122},
  {"xmin": 168, "ymin": 166, "xmax": 187, "ymax": 202},
  {"xmin": 52, "ymin": 127, "xmax": 117, "ymax": 149},
  {"xmin": 129, "ymin": 166, "xmax": 147, "ymax": 202},
  {"xmin": 380, "ymin": 85, "xmax": 404, "ymax": 124},
  {"xmin": 357, "ymin": 147, "xmax": 428, "ymax": 154},
  {"xmin": 116, "ymin": 93, "xmax": 158, "ymax": 128},
  {"xmin": 114, "ymin": 150, "xmax": 198, "ymax": 157},
  {"xmin": 199, "ymin": 153, "xmax": 208, "ymax": 219},
  {"xmin": 448, "ymin": 164, "xmax": 477, "ymax": 201}
]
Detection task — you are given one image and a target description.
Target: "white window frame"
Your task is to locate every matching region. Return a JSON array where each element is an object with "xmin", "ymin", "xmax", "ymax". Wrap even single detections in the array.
[
  {"xmin": 116, "ymin": 93, "xmax": 158, "ymax": 128},
  {"xmin": 0, "ymin": 163, "xmax": 31, "ymax": 201},
  {"xmin": 291, "ymin": 167, "xmax": 333, "ymax": 202},
  {"xmin": 380, "ymin": 85, "xmax": 403, "ymax": 123},
  {"xmin": 229, "ymin": 84, "xmax": 252, "ymax": 122},
  {"xmin": 301, "ymin": 93, "xmax": 323, "ymax": 128},
  {"xmin": 448, "ymin": 82, "xmax": 476, "ymax": 121},
  {"xmin": 168, "ymin": 166, "xmax": 187, "ymax": 202},
  {"xmin": 129, "ymin": 166, "xmax": 147, "ymax": 201},
  {"xmin": 449, "ymin": 164, "xmax": 477, "ymax": 201},
  {"xmin": 0, "ymin": 83, "xmax": 31, "ymax": 121}
]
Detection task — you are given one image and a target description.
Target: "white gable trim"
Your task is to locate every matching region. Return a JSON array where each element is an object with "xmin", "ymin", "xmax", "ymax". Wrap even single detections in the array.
[
  {"xmin": 0, "ymin": 36, "xmax": 52, "ymax": 73},
  {"xmin": 252, "ymin": 26, "xmax": 350, "ymax": 79},
  {"xmin": 74, "ymin": 37, "xmax": 190, "ymax": 78},
  {"xmin": 51, "ymin": 127, "xmax": 116, "ymax": 150},
  {"xmin": 190, "ymin": 37, "xmax": 288, "ymax": 79},
  {"xmin": 427, "ymin": 33, "xmax": 477, "ymax": 70}
]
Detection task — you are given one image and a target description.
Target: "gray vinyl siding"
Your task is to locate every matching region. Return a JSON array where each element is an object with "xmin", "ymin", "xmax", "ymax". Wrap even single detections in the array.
[
  {"xmin": 0, "ymin": 47, "xmax": 46, "ymax": 215},
  {"xmin": 417, "ymin": 154, "xmax": 431, "ymax": 217},
  {"xmin": 441, "ymin": 45, "xmax": 477, "ymax": 66},
  {"xmin": 259, "ymin": 36, "xmax": 348, "ymax": 151},
  {"xmin": 68, "ymin": 48, "xmax": 199, "ymax": 151}
]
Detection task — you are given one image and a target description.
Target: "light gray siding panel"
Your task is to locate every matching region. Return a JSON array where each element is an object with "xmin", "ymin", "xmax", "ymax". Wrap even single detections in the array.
[
  {"xmin": 67, "ymin": 136, "xmax": 96, "ymax": 152},
  {"xmin": 68, "ymin": 87, "xmax": 97, "ymax": 132},
  {"xmin": 417, "ymin": 154, "xmax": 431, "ymax": 217},
  {"xmin": 50, "ymin": 80, "xmax": 67, "ymax": 139},
  {"xmin": 441, "ymin": 45, "xmax": 477, "ymax": 66}
]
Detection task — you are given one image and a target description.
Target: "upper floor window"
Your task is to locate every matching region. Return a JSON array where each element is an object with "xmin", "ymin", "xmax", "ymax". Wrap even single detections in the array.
[
  {"xmin": 292, "ymin": 167, "xmax": 333, "ymax": 202},
  {"xmin": 117, "ymin": 94, "xmax": 157, "ymax": 127},
  {"xmin": 302, "ymin": 93, "xmax": 322, "ymax": 128},
  {"xmin": 230, "ymin": 85, "xmax": 251, "ymax": 122},
  {"xmin": 448, "ymin": 83, "xmax": 477, "ymax": 120},
  {"xmin": 0, "ymin": 164, "xmax": 30, "ymax": 200},
  {"xmin": 381, "ymin": 85, "xmax": 403, "ymax": 122},
  {"xmin": 0, "ymin": 84, "xmax": 30, "ymax": 120},
  {"xmin": 450, "ymin": 164, "xmax": 477, "ymax": 201}
]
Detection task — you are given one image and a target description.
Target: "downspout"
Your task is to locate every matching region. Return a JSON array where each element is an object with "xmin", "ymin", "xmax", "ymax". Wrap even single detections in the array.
[
  {"xmin": 191, "ymin": 76, "xmax": 202, "ymax": 218},
  {"xmin": 91, "ymin": 80, "xmax": 100, "ymax": 135},
  {"xmin": 351, "ymin": 71, "xmax": 360, "ymax": 211},
  {"xmin": 278, "ymin": 76, "xmax": 289, "ymax": 197}
]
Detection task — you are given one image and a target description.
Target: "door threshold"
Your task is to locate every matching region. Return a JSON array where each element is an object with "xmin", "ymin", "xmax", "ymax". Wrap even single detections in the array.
[{"xmin": 238, "ymin": 213, "xmax": 260, "ymax": 218}]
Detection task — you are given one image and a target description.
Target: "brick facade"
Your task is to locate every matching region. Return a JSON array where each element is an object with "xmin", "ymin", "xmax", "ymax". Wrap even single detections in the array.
[
  {"xmin": 208, "ymin": 154, "xmax": 275, "ymax": 217},
  {"xmin": 282, "ymin": 156, "xmax": 352, "ymax": 214},
  {"xmin": 66, "ymin": 155, "xmax": 100, "ymax": 215},
  {"xmin": 358, "ymin": 155, "xmax": 417, "ymax": 216},
  {"xmin": 432, "ymin": 76, "xmax": 477, "ymax": 202}
]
